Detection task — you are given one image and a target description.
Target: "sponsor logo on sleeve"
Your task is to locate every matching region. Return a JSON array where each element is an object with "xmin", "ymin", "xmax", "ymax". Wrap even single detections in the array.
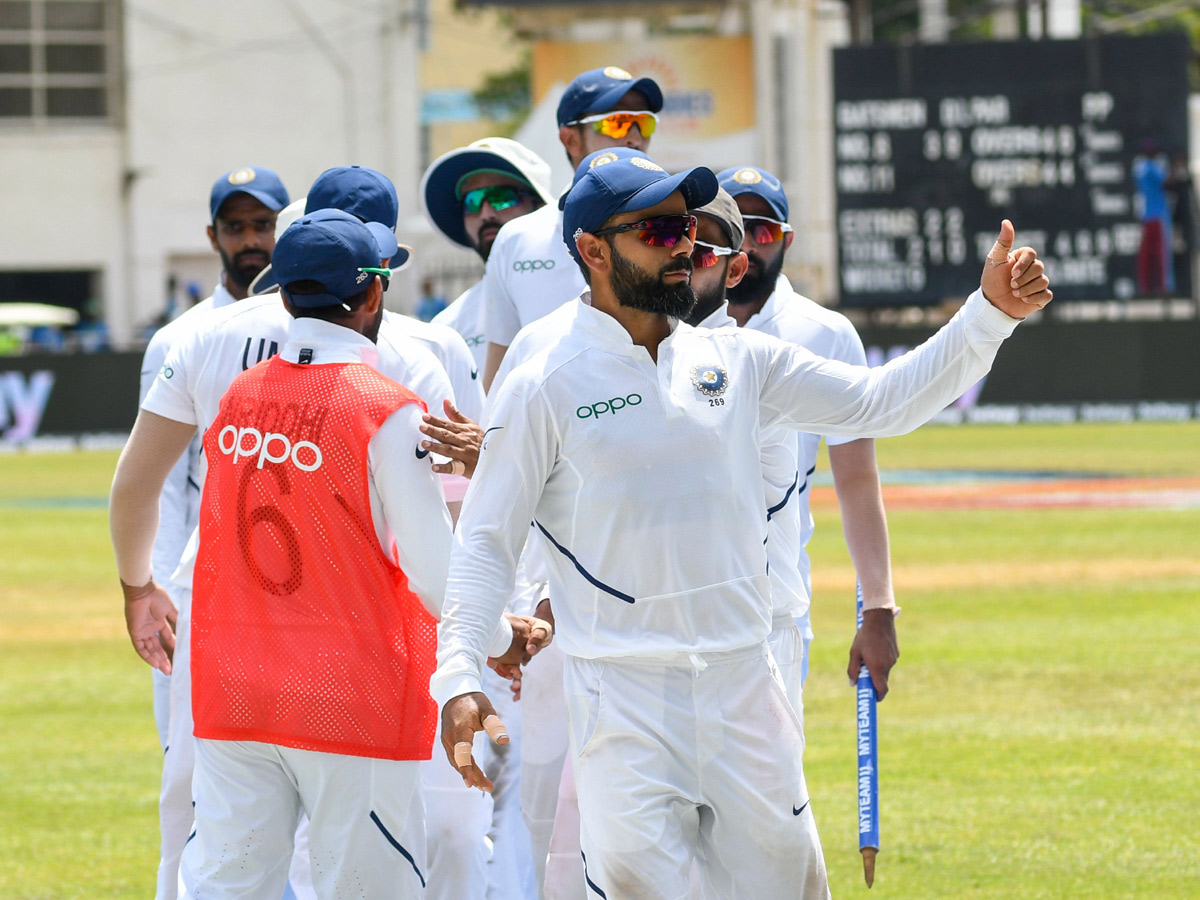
[{"xmin": 513, "ymin": 259, "xmax": 556, "ymax": 272}]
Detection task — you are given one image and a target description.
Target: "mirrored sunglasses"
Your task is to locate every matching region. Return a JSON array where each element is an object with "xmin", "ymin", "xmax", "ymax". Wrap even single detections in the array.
[
  {"xmin": 690, "ymin": 240, "xmax": 735, "ymax": 269},
  {"xmin": 742, "ymin": 215, "xmax": 794, "ymax": 245},
  {"xmin": 461, "ymin": 185, "xmax": 534, "ymax": 215},
  {"xmin": 567, "ymin": 110, "xmax": 659, "ymax": 139},
  {"xmin": 593, "ymin": 214, "xmax": 697, "ymax": 249}
]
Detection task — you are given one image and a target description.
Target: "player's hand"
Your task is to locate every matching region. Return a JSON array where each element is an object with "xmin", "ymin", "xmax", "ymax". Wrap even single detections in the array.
[
  {"xmin": 441, "ymin": 692, "xmax": 508, "ymax": 791},
  {"xmin": 848, "ymin": 607, "xmax": 899, "ymax": 701},
  {"xmin": 488, "ymin": 613, "xmax": 554, "ymax": 678},
  {"xmin": 420, "ymin": 400, "xmax": 483, "ymax": 478},
  {"xmin": 979, "ymin": 219, "xmax": 1053, "ymax": 319},
  {"xmin": 508, "ymin": 669, "xmax": 523, "ymax": 702},
  {"xmin": 121, "ymin": 578, "xmax": 178, "ymax": 675}
]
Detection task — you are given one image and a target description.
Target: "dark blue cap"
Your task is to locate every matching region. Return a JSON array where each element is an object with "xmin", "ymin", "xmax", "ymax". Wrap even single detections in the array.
[
  {"xmin": 562, "ymin": 152, "xmax": 718, "ymax": 262},
  {"xmin": 559, "ymin": 147, "xmax": 652, "ymax": 211},
  {"xmin": 210, "ymin": 166, "xmax": 290, "ymax": 221},
  {"xmin": 273, "ymin": 209, "xmax": 386, "ymax": 309},
  {"xmin": 305, "ymin": 165, "xmax": 405, "ymax": 267},
  {"xmin": 717, "ymin": 166, "xmax": 789, "ymax": 221},
  {"xmin": 556, "ymin": 66, "xmax": 663, "ymax": 127}
]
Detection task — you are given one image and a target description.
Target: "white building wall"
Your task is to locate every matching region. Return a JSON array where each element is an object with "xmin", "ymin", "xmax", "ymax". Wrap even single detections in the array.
[{"xmin": 0, "ymin": 1, "xmax": 424, "ymax": 348}]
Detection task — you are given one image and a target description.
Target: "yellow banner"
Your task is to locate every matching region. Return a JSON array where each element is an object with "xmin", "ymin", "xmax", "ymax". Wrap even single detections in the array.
[{"xmin": 533, "ymin": 36, "xmax": 755, "ymax": 142}]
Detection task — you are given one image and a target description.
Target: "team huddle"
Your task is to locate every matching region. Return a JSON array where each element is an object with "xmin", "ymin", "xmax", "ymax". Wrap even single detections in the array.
[{"xmin": 108, "ymin": 66, "xmax": 1053, "ymax": 900}]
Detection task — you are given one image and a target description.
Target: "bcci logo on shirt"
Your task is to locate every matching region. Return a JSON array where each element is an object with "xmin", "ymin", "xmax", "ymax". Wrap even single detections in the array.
[{"xmin": 691, "ymin": 364, "xmax": 728, "ymax": 397}]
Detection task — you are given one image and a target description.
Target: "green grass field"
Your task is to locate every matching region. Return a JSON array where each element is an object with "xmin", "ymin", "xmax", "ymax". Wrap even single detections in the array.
[{"xmin": 1, "ymin": 422, "xmax": 1197, "ymax": 899}]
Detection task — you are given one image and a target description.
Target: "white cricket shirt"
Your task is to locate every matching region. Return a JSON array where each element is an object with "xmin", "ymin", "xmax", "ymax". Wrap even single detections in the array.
[
  {"xmin": 138, "ymin": 283, "xmax": 236, "ymax": 592},
  {"xmin": 433, "ymin": 281, "xmax": 488, "ymax": 373},
  {"xmin": 431, "ymin": 289, "xmax": 1021, "ymax": 705},
  {"xmin": 697, "ymin": 302, "xmax": 808, "ymax": 618},
  {"xmin": 483, "ymin": 203, "xmax": 586, "ymax": 347},
  {"xmin": 387, "ymin": 314, "xmax": 485, "ymax": 423},
  {"xmin": 745, "ymin": 274, "xmax": 869, "ymax": 596}
]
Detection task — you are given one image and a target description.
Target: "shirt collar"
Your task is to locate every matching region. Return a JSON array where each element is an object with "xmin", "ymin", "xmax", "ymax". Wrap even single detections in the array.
[
  {"xmin": 744, "ymin": 272, "xmax": 793, "ymax": 329},
  {"xmin": 281, "ymin": 316, "xmax": 379, "ymax": 366},
  {"xmin": 211, "ymin": 282, "xmax": 238, "ymax": 310},
  {"xmin": 696, "ymin": 301, "xmax": 735, "ymax": 329},
  {"xmin": 570, "ymin": 289, "xmax": 682, "ymax": 356}
]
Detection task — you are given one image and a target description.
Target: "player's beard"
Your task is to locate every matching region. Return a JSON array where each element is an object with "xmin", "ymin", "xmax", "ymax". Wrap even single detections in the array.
[
  {"xmin": 220, "ymin": 247, "xmax": 270, "ymax": 290},
  {"xmin": 364, "ymin": 299, "xmax": 384, "ymax": 344},
  {"xmin": 471, "ymin": 218, "xmax": 504, "ymax": 262},
  {"xmin": 726, "ymin": 248, "xmax": 784, "ymax": 310},
  {"xmin": 609, "ymin": 241, "xmax": 696, "ymax": 319}
]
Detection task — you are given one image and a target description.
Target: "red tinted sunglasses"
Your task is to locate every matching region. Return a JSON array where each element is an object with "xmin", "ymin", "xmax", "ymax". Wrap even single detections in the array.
[
  {"xmin": 593, "ymin": 214, "xmax": 698, "ymax": 249},
  {"xmin": 690, "ymin": 240, "xmax": 735, "ymax": 268},
  {"xmin": 742, "ymin": 215, "xmax": 794, "ymax": 245}
]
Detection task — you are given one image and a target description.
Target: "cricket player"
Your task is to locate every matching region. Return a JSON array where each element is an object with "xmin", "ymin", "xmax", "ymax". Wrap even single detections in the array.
[
  {"xmin": 252, "ymin": 165, "xmax": 485, "ymax": 424},
  {"xmin": 719, "ymin": 165, "xmax": 897, "ymax": 699},
  {"xmin": 481, "ymin": 66, "xmax": 663, "ymax": 390},
  {"xmin": 433, "ymin": 153, "xmax": 1051, "ymax": 899},
  {"xmin": 424, "ymin": 138, "xmax": 556, "ymax": 372},
  {"xmin": 111, "ymin": 186, "xmax": 508, "ymax": 894},
  {"xmin": 138, "ymin": 164, "xmax": 289, "ymax": 900},
  {"xmin": 422, "ymin": 137, "xmax": 557, "ymax": 900},
  {"xmin": 116, "ymin": 210, "xmax": 532, "ymax": 899}
]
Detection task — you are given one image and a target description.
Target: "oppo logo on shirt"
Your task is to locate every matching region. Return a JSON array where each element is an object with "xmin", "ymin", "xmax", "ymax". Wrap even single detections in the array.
[
  {"xmin": 513, "ymin": 258, "xmax": 556, "ymax": 272},
  {"xmin": 576, "ymin": 393, "xmax": 642, "ymax": 419},
  {"xmin": 217, "ymin": 425, "xmax": 323, "ymax": 471}
]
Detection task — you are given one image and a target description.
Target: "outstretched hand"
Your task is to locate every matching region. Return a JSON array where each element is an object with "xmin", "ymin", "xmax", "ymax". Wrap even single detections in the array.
[
  {"xmin": 441, "ymin": 692, "xmax": 508, "ymax": 791},
  {"xmin": 488, "ymin": 613, "xmax": 553, "ymax": 680},
  {"xmin": 979, "ymin": 219, "xmax": 1053, "ymax": 319},
  {"xmin": 420, "ymin": 400, "xmax": 483, "ymax": 478}
]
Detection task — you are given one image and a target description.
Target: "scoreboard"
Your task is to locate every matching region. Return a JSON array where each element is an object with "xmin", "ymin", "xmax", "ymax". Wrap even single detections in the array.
[{"xmin": 833, "ymin": 33, "xmax": 1192, "ymax": 306}]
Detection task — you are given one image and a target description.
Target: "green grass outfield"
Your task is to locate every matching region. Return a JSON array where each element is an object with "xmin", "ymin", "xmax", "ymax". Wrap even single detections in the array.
[{"xmin": 0, "ymin": 422, "xmax": 1197, "ymax": 899}]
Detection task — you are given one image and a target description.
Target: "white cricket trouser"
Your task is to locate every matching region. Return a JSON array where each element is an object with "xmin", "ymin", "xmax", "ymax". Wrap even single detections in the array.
[
  {"xmin": 519, "ymin": 640, "xmax": 570, "ymax": 898},
  {"xmin": 158, "ymin": 587, "xmax": 315, "ymax": 900},
  {"xmin": 767, "ymin": 614, "xmax": 806, "ymax": 738},
  {"xmin": 544, "ymin": 756, "xmax": 585, "ymax": 900},
  {"xmin": 480, "ymin": 665, "xmax": 537, "ymax": 900},
  {"xmin": 156, "ymin": 587, "xmax": 194, "ymax": 900},
  {"xmin": 152, "ymin": 668, "xmax": 171, "ymax": 750},
  {"xmin": 181, "ymin": 739, "xmax": 425, "ymax": 900},
  {"xmin": 422, "ymin": 712, "xmax": 494, "ymax": 900},
  {"xmin": 564, "ymin": 645, "xmax": 830, "ymax": 900}
]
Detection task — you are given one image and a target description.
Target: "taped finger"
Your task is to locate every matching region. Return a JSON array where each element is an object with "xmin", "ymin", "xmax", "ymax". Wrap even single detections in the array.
[
  {"xmin": 481, "ymin": 714, "xmax": 509, "ymax": 743},
  {"xmin": 452, "ymin": 741, "xmax": 474, "ymax": 768}
]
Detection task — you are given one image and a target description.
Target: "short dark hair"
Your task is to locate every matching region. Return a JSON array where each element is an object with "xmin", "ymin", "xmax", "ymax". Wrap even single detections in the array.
[{"xmin": 283, "ymin": 279, "xmax": 370, "ymax": 323}]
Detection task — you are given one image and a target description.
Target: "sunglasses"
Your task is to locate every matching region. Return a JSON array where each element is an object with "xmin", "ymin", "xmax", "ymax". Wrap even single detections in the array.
[
  {"xmin": 566, "ymin": 110, "xmax": 659, "ymax": 139},
  {"xmin": 690, "ymin": 240, "xmax": 735, "ymax": 269},
  {"xmin": 593, "ymin": 214, "xmax": 697, "ymax": 249},
  {"xmin": 460, "ymin": 185, "xmax": 534, "ymax": 215},
  {"xmin": 742, "ymin": 215, "xmax": 794, "ymax": 245}
]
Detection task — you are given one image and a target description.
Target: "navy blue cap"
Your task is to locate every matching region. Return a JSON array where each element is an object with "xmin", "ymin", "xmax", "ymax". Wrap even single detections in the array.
[
  {"xmin": 562, "ymin": 152, "xmax": 718, "ymax": 262},
  {"xmin": 717, "ymin": 166, "xmax": 789, "ymax": 221},
  {"xmin": 305, "ymin": 166, "xmax": 405, "ymax": 267},
  {"xmin": 559, "ymin": 147, "xmax": 652, "ymax": 211},
  {"xmin": 273, "ymin": 209, "xmax": 386, "ymax": 308},
  {"xmin": 210, "ymin": 166, "xmax": 290, "ymax": 221},
  {"xmin": 556, "ymin": 66, "xmax": 663, "ymax": 127}
]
